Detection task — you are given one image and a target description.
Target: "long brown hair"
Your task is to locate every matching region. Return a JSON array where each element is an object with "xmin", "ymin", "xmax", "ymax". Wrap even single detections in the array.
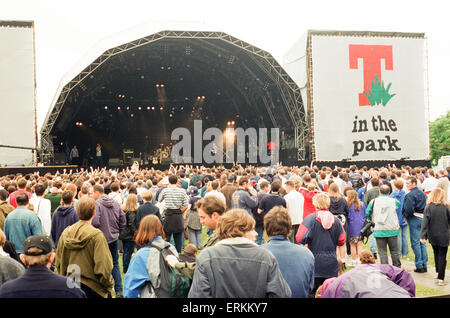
[
  {"xmin": 347, "ymin": 190, "xmax": 361, "ymax": 211},
  {"xmin": 135, "ymin": 215, "xmax": 165, "ymax": 247},
  {"xmin": 328, "ymin": 183, "xmax": 341, "ymax": 198}
]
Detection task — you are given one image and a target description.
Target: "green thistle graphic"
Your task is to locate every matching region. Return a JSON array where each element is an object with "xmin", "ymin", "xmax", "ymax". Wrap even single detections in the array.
[{"xmin": 363, "ymin": 75, "xmax": 396, "ymax": 106}]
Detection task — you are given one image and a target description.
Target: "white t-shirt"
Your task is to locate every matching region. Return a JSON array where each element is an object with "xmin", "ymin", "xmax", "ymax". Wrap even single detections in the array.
[
  {"xmin": 29, "ymin": 196, "xmax": 52, "ymax": 235},
  {"xmin": 204, "ymin": 190, "xmax": 226, "ymax": 205},
  {"xmin": 284, "ymin": 189, "xmax": 305, "ymax": 225},
  {"xmin": 422, "ymin": 177, "xmax": 439, "ymax": 193}
]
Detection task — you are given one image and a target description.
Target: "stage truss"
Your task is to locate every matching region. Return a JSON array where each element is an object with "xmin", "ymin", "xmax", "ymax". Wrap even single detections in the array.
[{"xmin": 40, "ymin": 30, "xmax": 308, "ymax": 162}]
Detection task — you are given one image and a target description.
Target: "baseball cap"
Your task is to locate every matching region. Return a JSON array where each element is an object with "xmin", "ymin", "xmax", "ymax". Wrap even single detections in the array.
[
  {"xmin": 23, "ymin": 235, "xmax": 55, "ymax": 256},
  {"xmin": 188, "ymin": 186, "xmax": 199, "ymax": 196}
]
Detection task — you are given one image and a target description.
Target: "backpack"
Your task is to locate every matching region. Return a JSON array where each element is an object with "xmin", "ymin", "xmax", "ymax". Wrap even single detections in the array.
[
  {"xmin": 360, "ymin": 199, "xmax": 375, "ymax": 244},
  {"xmin": 143, "ymin": 242, "xmax": 191, "ymax": 298}
]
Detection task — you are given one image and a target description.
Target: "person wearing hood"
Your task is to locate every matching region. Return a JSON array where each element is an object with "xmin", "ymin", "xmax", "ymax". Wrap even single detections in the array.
[
  {"xmin": 320, "ymin": 250, "xmax": 415, "ymax": 298},
  {"xmin": 51, "ymin": 190, "xmax": 79, "ymax": 247},
  {"xmin": 92, "ymin": 184, "xmax": 126, "ymax": 297},
  {"xmin": 328, "ymin": 183, "xmax": 350, "ymax": 265},
  {"xmin": 56, "ymin": 196, "xmax": 114, "ymax": 298},
  {"xmin": 296, "ymin": 193, "xmax": 346, "ymax": 298}
]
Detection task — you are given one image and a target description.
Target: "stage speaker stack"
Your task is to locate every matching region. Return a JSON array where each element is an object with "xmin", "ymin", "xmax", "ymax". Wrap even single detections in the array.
[
  {"xmin": 108, "ymin": 158, "xmax": 120, "ymax": 167},
  {"xmin": 123, "ymin": 149, "xmax": 134, "ymax": 166},
  {"xmin": 54, "ymin": 153, "xmax": 66, "ymax": 165}
]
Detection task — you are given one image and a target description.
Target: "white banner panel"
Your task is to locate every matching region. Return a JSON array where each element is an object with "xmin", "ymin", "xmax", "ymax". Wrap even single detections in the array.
[
  {"xmin": 311, "ymin": 34, "xmax": 429, "ymax": 161},
  {"xmin": 0, "ymin": 24, "xmax": 36, "ymax": 166}
]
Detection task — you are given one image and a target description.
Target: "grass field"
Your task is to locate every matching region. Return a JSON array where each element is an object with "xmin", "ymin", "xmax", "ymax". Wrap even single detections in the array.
[{"xmin": 114, "ymin": 226, "xmax": 447, "ymax": 298}]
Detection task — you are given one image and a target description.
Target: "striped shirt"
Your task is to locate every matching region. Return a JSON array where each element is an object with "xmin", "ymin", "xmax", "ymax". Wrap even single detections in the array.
[{"xmin": 158, "ymin": 186, "xmax": 189, "ymax": 209}]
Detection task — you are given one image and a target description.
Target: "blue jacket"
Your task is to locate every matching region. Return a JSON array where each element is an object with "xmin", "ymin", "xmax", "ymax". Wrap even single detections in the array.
[
  {"xmin": 402, "ymin": 187, "xmax": 427, "ymax": 219},
  {"xmin": 4, "ymin": 207, "xmax": 43, "ymax": 253},
  {"xmin": 51, "ymin": 205, "xmax": 79, "ymax": 247},
  {"xmin": 262, "ymin": 235, "xmax": 314, "ymax": 298},
  {"xmin": 390, "ymin": 190, "xmax": 407, "ymax": 227},
  {"xmin": 123, "ymin": 236, "xmax": 178, "ymax": 298},
  {"xmin": 296, "ymin": 212, "xmax": 346, "ymax": 278},
  {"xmin": 0, "ymin": 265, "xmax": 86, "ymax": 298}
]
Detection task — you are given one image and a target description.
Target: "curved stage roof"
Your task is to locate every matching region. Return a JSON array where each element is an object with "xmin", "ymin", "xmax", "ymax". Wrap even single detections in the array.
[{"xmin": 40, "ymin": 21, "xmax": 309, "ymax": 163}]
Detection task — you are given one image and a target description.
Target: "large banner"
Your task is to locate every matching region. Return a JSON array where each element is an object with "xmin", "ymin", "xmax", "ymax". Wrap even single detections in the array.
[
  {"xmin": 311, "ymin": 33, "xmax": 429, "ymax": 161},
  {"xmin": 0, "ymin": 22, "xmax": 36, "ymax": 166}
]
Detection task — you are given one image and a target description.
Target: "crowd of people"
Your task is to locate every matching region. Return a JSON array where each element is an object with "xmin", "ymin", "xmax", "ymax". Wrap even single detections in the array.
[{"xmin": 0, "ymin": 162, "xmax": 449, "ymax": 298}]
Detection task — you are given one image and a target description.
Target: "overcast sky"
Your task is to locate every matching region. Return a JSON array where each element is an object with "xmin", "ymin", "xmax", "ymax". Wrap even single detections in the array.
[{"xmin": 2, "ymin": 0, "xmax": 449, "ymax": 133}]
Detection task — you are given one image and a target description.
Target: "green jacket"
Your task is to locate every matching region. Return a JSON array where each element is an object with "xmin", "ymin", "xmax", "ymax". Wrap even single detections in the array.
[
  {"xmin": 55, "ymin": 221, "xmax": 114, "ymax": 298},
  {"xmin": 44, "ymin": 193, "xmax": 62, "ymax": 217},
  {"xmin": 175, "ymin": 232, "xmax": 219, "ymax": 279}
]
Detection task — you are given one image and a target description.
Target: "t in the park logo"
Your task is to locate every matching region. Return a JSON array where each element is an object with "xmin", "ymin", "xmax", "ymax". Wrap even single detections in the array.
[{"xmin": 349, "ymin": 44, "xmax": 396, "ymax": 107}]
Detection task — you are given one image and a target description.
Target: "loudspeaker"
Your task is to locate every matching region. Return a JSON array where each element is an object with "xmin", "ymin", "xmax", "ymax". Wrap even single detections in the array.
[
  {"xmin": 161, "ymin": 158, "xmax": 172, "ymax": 165},
  {"xmin": 108, "ymin": 158, "xmax": 120, "ymax": 167},
  {"xmin": 54, "ymin": 153, "xmax": 66, "ymax": 165}
]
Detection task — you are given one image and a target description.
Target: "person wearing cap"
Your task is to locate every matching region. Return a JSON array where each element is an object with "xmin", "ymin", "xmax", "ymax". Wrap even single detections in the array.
[
  {"xmin": 0, "ymin": 234, "xmax": 86, "ymax": 298},
  {"xmin": 56, "ymin": 196, "xmax": 114, "ymax": 298}
]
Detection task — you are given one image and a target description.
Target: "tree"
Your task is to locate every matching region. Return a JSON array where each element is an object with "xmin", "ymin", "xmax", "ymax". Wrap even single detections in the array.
[{"xmin": 429, "ymin": 111, "xmax": 450, "ymax": 166}]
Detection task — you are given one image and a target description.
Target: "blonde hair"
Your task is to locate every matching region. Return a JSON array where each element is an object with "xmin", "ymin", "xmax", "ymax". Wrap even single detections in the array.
[
  {"xmin": 141, "ymin": 190, "xmax": 153, "ymax": 202},
  {"xmin": 328, "ymin": 183, "xmax": 341, "ymax": 198},
  {"xmin": 0, "ymin": 228, "xmax": 6, "ymax": 247},
  {"xmin": 312, "ymin": 193, "xmax": 330, "ymax": 210},
  {"xmin": 123, "ymin": 194, "xmax": 138, "ymax": 212},
  {"xmin": 427, "ymin": 187, "xmax": 447, "ymax": 206},
  {"xmin": 216, "ymin": 209, "xmax": 255, "ymax": 240}
]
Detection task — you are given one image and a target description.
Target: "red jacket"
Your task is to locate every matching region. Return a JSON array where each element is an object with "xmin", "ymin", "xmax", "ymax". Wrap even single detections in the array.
[
  {"xmin": 298, "ymin": 188, "xmax": 318, "ymax": 219},
  {"xmin": 9, "ymin": 190, "xmax": 32, "ymax": 208}
]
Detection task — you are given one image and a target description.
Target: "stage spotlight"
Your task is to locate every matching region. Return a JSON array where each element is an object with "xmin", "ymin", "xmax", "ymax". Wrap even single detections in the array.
[
  {"xmin": 202, "ymin": 96, "xmax": 205, "ymax": 99},
  {"xmin": 160, "ymin": 106, "xmax": 163, "ymax": 110},
  {"xmin": 131, "ymin": 114, "xmax": 134, "ymax": 117},
  {"xmin": 197, "ymin": 96, "xmax": 201, "ymax": 100},
  {"xmin": 169, "ymin": 114, "xmax": 173, "ymax": 118},
  {"xmin": 167, "ymin": 66, "xmax": 171, "ymax": 70},
  {"xmin": 126, "ymin": 106, "xmax": 130, "ymax": 110},
  {"xmin": 156, "ymin": 84, "xmax": 160, "ymax": 88},
  {"xmin": 147, "ymin": 106, "xmax": 150, "ymax": 110},
  {"xmin": 117, "ymin": 106, "xmax": 121, "ymax": 110},
  {"xmin": 231, "ymin": 121, "xmax": 235, "ymax": 125},
  {"xmin": 161, "ymin": 66, "xmax": 164, "ymax": 70},
  {"xmin": 104, "ymin": 106, "xmax": 108, "ymax": 110},
  {"xmin": 227, "ymin": 121, "xmax": 231, "ymax": 126},
  {"xmin": 161, "ymin": 84, "xmax": 164, "ymax": 88},
  {"xmin": 138, "ymin": 106, "xmax": 142, "ymax": 110},
  {"xmin": 152, "ymin": 106, "xmax": 155, "ymax": 110}
]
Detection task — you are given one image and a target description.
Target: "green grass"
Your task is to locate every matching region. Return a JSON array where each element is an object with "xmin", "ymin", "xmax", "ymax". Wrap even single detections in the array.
[
  {"xmin": 361, "ymin": 235, "xmax": 450, "ymax": 270},
  {"xmin": 415, "ymin": 283, "xmax": 446, "ymax": 297}
]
